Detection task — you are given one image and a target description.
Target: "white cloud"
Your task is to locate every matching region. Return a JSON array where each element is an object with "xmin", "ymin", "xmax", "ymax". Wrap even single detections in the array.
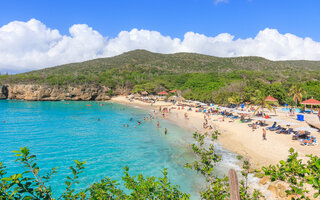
[
  {"xmin": 214, "ymin": 0, "xmax": 229, "ymax": 5},
  {"xmin": 0, "ymin": 19, "xmax": 320, "ymax": 73}
]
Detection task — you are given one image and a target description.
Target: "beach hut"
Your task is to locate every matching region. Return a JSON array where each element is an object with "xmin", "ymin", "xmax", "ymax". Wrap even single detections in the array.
[
  {"xmin": 265, "ymin": 96, "xmax": 278, "ymax": 102},
  {"xmin": 140, "ymin": 91, "xmax": 148, "ymax": 96},
  {"xmin": 301, "ymin": 97, "xmax": 320, "ymax": 113},
  {"xmin": 158, "ymin": 91, "xmax": 168, "ymax": 96}
]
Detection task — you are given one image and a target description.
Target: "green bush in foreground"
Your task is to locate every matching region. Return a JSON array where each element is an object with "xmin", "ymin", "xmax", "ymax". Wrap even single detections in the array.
[
  {"xmin": 0, "ymin": 147, "xmax": 189, "ymax": 199},
  {"xmin": 2, "ymin": 132, "xmax": 320, "ymax": 199},
  {"xmin": 185, "ymin": 131, "xmax": 264, "ymax": 200},
  {"xmin": 262, "ymin": 148, "xmax": 320, "ymax": 199}
]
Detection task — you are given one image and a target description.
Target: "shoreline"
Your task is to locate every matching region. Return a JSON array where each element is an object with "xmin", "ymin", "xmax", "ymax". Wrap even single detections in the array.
[{"xmin": 110, "ymin": 96, "xmax": 320, "ymax": 169}]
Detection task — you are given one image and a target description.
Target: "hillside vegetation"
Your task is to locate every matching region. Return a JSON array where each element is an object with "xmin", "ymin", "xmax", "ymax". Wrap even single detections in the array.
[{"xmin": 1, "ymin": 50, "xmax": 320, "ymax": 103}]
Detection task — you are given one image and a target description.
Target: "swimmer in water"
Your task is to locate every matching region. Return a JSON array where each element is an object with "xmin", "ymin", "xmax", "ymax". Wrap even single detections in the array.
[
  {"xmin": 127, "ymin": 124, "xmax": 129, "ymax": 127},
  {"xmin": 130, "ymin": 117, "xmax": 133, "ymax": 121},
  {"xmin": 164, "ymin": 128, "xmax": 168, "ymax": 135},
  {"xmin": 157, "ymin": 121, "xmax": 159, "ymax": 128},
  {"xmin": 98, "ymin": 118, "xmax": 100, "ymax": 121},
  {"xmin": 138, "ymin": 121, "xmax": 141, "ymax": 125},
  {"xmin": 123, "ymin": 124, "xmax": 125, "ymax": 127}
]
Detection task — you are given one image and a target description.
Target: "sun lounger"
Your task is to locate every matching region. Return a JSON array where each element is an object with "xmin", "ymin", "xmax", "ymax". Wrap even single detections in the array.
[
  {"xmin": 269, "ymin": 125, "xmax": 282, "ymax": 131},
  {"xmin": 278, "ymin": 128, "xmax": 294, "ymax": 134},
  {"xmin": 300, "ymin": 136, "xmax": 317, "ymax": 146},
  {"xmin": 292, "ymin": 132, "xmax": 309, "ymax": 140},
  {"xmin": 267, "ymin": 122, "xmax": 277, "ymax": 130},
  {"xmin": 276, "ymin": 128, "xmax": 287, "ymax": 134}
]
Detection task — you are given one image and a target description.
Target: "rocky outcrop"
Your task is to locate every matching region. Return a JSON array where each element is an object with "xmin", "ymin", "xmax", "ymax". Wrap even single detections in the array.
[
  {"xmin": 6, "ymin": 84, "xmax": 111, "ymax": 101},
  {"xmin": 0, "ymin": 85, "xmax": 8, "ymax": 99}
]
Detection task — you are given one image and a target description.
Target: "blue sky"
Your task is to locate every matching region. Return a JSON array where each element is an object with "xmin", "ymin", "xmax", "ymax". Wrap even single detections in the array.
[
  {"xmin": 1, "ymin": 0, "xmax": 319, "ymax": 40},
  {"xmin": 1, "ymin": 0, "xmax": 320, "ymax": 73}
]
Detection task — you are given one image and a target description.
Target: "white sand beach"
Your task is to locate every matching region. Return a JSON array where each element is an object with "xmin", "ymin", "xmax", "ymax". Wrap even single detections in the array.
[{"xmin": 110, "ymin": 96, "xmax": 320, "ymax": 168}]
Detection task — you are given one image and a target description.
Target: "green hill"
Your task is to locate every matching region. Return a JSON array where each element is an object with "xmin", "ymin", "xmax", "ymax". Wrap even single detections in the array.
[
  {"xmin": 1, "ymin": 50, "xmax": 320, "ymax": 103},
  {"xmin": 16, "ymin": 50, "xmax": 320, "ymax": 75}
]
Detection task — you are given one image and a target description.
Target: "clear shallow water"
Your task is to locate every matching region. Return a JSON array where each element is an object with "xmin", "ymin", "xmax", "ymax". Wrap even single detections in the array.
[{"xmin": 0, "ymin": 100, "xmax": 206, "ymax": 198}]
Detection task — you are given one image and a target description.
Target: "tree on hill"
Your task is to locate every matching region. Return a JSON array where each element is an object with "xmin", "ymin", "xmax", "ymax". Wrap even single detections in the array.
[
  {"xmin": 288, "ymin": 85, "xmax": 305, "ymax": 106},
  {"xmin": 251, "ymin": 90, "xmax": 278, "ymax": 115}
]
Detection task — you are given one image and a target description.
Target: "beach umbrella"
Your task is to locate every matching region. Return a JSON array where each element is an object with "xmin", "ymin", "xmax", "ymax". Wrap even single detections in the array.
[
  {"xmin": 295, "ymin": 127, "xmax": 318, "ymax": 132},
  {"xmin": 301, "ymin": 97, "xmax": 320, "ymax": 112},
  {"xmin": 169, "ymin": 89, "xmax": 177, "ymax": 93},
  {"xmin": 301, "ymin": 98, "xmax": 320, "ymax": 105},
  {"xmin": 158, "ymin": 91, "xmax": 168, "ymax": 95},
  {"xmin": 265, "ymin": 96, "xmax": 278, "ymax": 102}
]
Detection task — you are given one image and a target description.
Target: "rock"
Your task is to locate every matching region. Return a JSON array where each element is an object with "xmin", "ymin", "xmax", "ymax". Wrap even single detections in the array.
[
  {"xmin": 6, "ymin": 84, "xmax": 112, "ymax": 101},
  {"xmin": 259, "ymin": 176, "xmax": 270, "ymax": 185},
  {"xmin": 0, "ymin": 85, "xmax": 8, "ymax": 99},
  {"xmin": 95, "ymin": 94, "xmax": 111, "ymax": 101},
  {"xmin": 277, "ymin": 182, "xmax": 287, "ymax": 198},
  {"xmin": 267, "ymin": 181, "xmax": 279, "ymax": 197},
  {"xmin": 249, "ymin": 167, "xmax": 255, "ymax": 173}
]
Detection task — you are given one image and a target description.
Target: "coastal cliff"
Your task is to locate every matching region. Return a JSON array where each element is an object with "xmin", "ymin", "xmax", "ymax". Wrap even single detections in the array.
[
  {"xmin": 3, "ymin": 84, "xmax": 111, "ymax": 101},
  {"xmin": 0, "ymin": 85, "xmax": 8, "ymax": 99}
]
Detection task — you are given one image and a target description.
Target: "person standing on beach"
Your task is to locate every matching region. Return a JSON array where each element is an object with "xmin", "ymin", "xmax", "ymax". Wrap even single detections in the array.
[{"xmin": 262, "ymin": 128, "xmax": 267, "ymax": 140}]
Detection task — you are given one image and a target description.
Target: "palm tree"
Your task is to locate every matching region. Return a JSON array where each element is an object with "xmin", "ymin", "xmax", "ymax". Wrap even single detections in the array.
[
  {"xmin": 228, "ymin": 94, "xmax": 242, "ymax": 107},
  {"xmin": 251, "ymin": 90, "xmax": 278, "ymax": 115},
  {"xmin": 288, "ymin": 85, "xmax": 305, "ymax": 105}
]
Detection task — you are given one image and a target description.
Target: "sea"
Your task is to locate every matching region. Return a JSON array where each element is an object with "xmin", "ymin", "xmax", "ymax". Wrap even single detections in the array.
[{"xmin": 0, "ymin": 100, "xmax": 242, "ymax": 199}]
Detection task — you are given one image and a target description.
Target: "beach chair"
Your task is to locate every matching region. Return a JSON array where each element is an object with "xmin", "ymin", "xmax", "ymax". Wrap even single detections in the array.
[
  {"xmin": 309, "ymin": 139, "xmax": 318, "ymax": 146},
  {"xmin": 276, "ymin": 128, "xmax": 287, "ymax": 134},
  {"xmin": 282, "ymin": 128, "xmax": 294, "ymax": 134},
  {"xmin": 269, "ymin": 125, "xmax": 282, "ymax": 131},
  {"xmin": 300, "ymin": 138, "xmax": 311, "ymax": 146},
  {"xmin": 266, "ymin": 123, "xmax": 277, "ymax": 130}
]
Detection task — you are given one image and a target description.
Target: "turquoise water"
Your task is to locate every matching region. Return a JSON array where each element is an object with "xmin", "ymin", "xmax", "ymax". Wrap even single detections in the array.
[
  {"xmin": 281, "ymin": 108, "xmax": 302, "ymax": 113},
  {"xmin": 281, "ymin": 108, "xmax": 315, "ymax": 113},
  {"xmin": 0, "ymin": 100, "xmax": 205, "ymax": 198}
]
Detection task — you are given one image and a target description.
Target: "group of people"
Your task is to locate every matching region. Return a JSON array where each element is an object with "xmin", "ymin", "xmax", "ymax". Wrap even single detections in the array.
[
  {"xmin": 122, "ymin": 112, "xmax": 168, "ymax": 135},
  {"xmin": 203, "ymin": 115, "xmax": 213, "ymax": 129}
]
